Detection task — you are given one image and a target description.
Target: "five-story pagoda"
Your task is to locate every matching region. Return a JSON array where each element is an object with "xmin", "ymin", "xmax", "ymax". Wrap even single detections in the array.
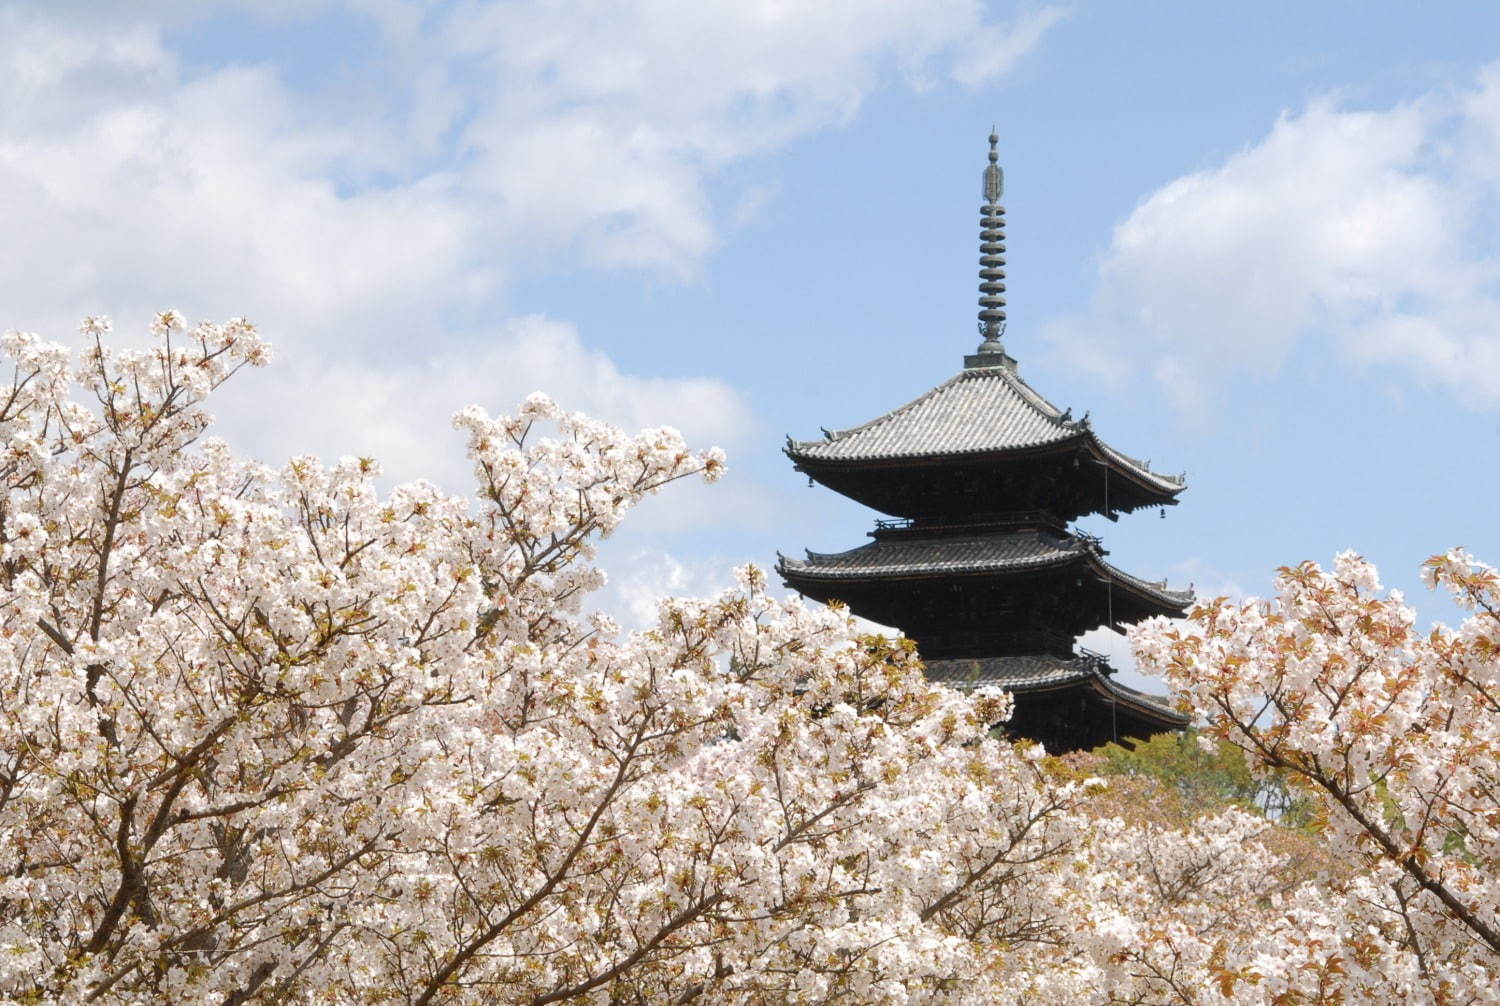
[{"xmin": 778, "ymin": 134, "xmax": 1192, "ymax": 753}]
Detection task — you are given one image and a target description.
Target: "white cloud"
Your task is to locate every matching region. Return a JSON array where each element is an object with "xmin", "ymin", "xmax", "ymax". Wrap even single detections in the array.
[
  {"xmin": 440, "ymin": 0, "xmax": 1066, "ymax": 275},
  {"xmin": 0, "ymin": 1, "xmax": 1063, "ymax": 329},
  {"xmin": 1076, "ymin": 625, "xmax": 1137, "ymax": 672},
  {"xmin": 217, "ymin": 314, "xmax": 756, "ymax": 493},
  {"xmin": 0, "ymin": 0, "xmax": 1061, "ymax": 444},
  {"xmin": 0, "ymin": 27, "xmax": 489, "ymax": 346},
  {"xmin": 949, "ymin": 6, "xmax": 1071, "ymax": 87},
  {"xmin": 591, "ymin": 546, "xmax": 741, "ymax": 630},
  {"xmin": 1048, "ymin": 67, "xmax": 1500, "ymax": 414}
]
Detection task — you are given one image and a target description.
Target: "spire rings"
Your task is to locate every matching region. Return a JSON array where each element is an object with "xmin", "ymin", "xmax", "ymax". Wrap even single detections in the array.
[
  {"xmin": 971, "ymin": 131, "xmax": 1010, "ymax": 361},
  {"xmin": 978, "ymin": 202, "xmax": 1007, "ymax": 332}
]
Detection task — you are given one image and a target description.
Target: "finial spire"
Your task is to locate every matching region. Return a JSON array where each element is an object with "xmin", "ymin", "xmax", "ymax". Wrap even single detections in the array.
[
  {"xmin": 983, "ymin": 129, "xmax": 1002, "ymax": 203},
  {"xmin": 971, "ymin": 130, "xmax": 1009, "ymax": 365}
]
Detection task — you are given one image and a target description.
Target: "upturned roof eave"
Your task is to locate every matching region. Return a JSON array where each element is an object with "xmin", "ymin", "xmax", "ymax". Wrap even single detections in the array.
[
  {"xmin": 923, "ymin": 656, "xmax": 1189, "ymax": 726},
  {"xmin": 1092, "ymin": 676, "xmax": 1193, "ymax": 727},
  {"xmin": 777, "ymin": 549, "xmax": 1073, "ymax": 583},
  {"xmin": 778, "ymin": 546, "xmax": 1193, "ymax": 612},
  {"xmin": 785, "ymin": 429, "xmax": 1088, "ymax": 467},
  {"xmin": 1084, "ymin": 433, "xmax": 1187, "ymax": 497},
  {"xmin": 1088, "ymin": 553, "xmax": 1195, "ymax": 612},
  {"xmin": 786, "ymin": 417, "xmax": 1185, "ymax": 501}
]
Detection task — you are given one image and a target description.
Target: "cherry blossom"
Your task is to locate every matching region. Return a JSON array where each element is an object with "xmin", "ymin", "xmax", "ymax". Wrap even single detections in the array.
[
  {"xmin": 0, "ymin": 318, "xmax": 1091, "ymax": 1003},
  {"xmin": 1130, "ymin": 550, "xmax": 1500, "ymax": 1003},
  {"xmin": 3, "ymin": 316, "xmax": 1495, "ymax": 1003}
]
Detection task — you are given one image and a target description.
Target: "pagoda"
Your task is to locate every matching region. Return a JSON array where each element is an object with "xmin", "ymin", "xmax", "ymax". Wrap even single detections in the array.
[{"xmin": 778, "ymin": 134, "xmax": 1192, "ymax": 753}]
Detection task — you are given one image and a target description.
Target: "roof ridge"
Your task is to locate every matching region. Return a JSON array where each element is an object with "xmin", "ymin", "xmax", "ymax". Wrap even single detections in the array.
[
  {"xmin": 788, "ymin": 365, "xmax": 1077, "ymax": 457},
  {"xmin": 788, "ymin": 370, "xmax": 967, "ymax": 449},
  {"xmin": 994, "ymin": 366, "xmax": 1070, "ymax": 424}
]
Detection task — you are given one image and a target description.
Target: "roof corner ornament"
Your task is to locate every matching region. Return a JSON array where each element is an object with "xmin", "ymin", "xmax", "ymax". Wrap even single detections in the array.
[{"xmin": 966, "ymin": 130, "xmax": 1013, "ymax": 370}]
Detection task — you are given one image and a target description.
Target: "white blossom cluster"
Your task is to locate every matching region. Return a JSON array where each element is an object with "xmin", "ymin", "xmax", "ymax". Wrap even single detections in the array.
[
  {"xmin": 0, "ymin": 317, "xmax": 1495, "ymax": 1003},
  {"xmin": 1131, "ymin": 550, "xmax": 1500, "ymax": 1003},
  {"xmin": 0, "ymin": 317, "xmax": 1093, "ymax": 1003}
]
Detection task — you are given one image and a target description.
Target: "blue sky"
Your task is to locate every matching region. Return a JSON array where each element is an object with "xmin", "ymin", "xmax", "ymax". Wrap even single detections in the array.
[{"xmin": 4, "ymin": 1, "xmax": 1498, "ymax": 688}]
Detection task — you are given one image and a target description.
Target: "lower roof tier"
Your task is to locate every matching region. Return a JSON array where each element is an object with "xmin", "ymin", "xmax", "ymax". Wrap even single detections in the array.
[
  {"xmin": 779, "ymin": 528, "xmax": 1191, "ymax": 648},
  {"xmin": 923, "ymin": 652, "xmax": 1190, "ymax": 753},
  {"xmin": 780, "ymin": 527, "xmax": 1188, "ymax": 620}
]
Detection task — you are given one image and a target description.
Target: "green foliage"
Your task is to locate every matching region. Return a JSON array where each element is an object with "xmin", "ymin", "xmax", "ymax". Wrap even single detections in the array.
[{"xmin": 1092, "ymin": 730, "xmax": 1316, "ymax": 828}]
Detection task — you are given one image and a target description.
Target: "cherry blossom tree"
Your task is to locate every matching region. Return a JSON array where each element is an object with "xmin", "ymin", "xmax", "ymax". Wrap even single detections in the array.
[
  {"xmin": 1129, "ymin": 550, "xmax": 1500, "ymax": 1003},
  {"xmin": 0, "ymin": 316, "xmax": 1101, "ymax": 1004},
  {"xmin": 4, "ymin": 315, "xmax": 1497, "ymax": 1004}
]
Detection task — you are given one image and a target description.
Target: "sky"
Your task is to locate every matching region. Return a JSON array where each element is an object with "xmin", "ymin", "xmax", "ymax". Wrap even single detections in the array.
[{"xmin": 3, "ymin": 1, "xmax": 1498, "ymax": 691}]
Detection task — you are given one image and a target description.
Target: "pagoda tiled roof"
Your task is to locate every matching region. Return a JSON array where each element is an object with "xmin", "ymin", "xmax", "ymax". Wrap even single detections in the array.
[
  {"xmin": 786, "ymin": 362, "xmax": 1184, "ymax": 495},
  {"xmin": 923, "ymin": 653, "xmax": 1190, "ymax": 726},
  {"xmin": 778, "ymin": 529, "xmax": 1194, "ymax": 610}
]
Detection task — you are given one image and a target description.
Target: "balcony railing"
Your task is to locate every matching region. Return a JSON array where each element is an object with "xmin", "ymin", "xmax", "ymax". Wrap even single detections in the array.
[{"xmin": 870, "ymin": 510, "xmax": 1068, "ymax": 535}]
